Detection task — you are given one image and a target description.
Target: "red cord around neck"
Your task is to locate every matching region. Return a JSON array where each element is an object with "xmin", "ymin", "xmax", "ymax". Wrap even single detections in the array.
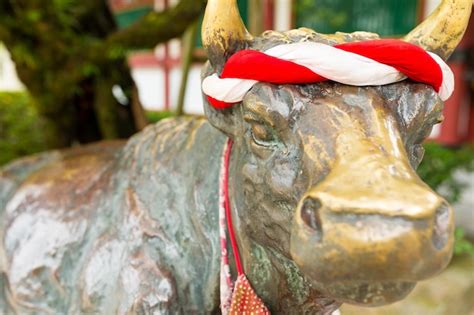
[{"xmin": 223, "ymin": 138, "xmax": 244, "ymax": 276}]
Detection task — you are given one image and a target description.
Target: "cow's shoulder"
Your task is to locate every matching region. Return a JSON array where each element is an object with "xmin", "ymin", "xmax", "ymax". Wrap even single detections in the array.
[{"xmin": 122, "ymin": 116, "xmax": 214, "ymax": 164}]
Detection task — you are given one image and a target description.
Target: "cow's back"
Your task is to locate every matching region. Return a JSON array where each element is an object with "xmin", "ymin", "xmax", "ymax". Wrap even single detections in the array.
[
  {"xmin": 0, "ymin": 140, "xmax": 123, "ymax": 313},
  {"xmin": 0, "ymin": 117, "xmax": 226, "ymax": 314}
]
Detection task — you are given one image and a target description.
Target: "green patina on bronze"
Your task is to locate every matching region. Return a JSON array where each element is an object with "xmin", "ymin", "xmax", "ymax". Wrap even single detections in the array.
[{"xmin": 0, "ymin": 0, "xmax": 472, "ymax": 314}]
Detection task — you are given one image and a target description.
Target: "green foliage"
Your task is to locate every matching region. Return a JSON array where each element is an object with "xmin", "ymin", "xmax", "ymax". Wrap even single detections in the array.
[
  {"xmin": 294, "ymin": 0, "xmax": 418, "ymax": 36},
  {"xmin": 145, "ymin": 110, "xmax": 176, "ymax": 123},
  {"xmin": 0, "ymin": 92, "xmax": 47, "ymax": 166},
  {"xmin": 418, "ymin": 143, "xmax": 474, "ymax": 257},
  {"xmin": 418, "ymin": 143, "xmax": 474, "ymax": 204},
  {"xmin": 454, "ymin": 228, "xmax": 474, "ymax": 256}
]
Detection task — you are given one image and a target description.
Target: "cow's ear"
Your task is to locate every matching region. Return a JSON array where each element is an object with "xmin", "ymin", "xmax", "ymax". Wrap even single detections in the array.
[
  {"xmin": 201, "ymin": 62, "xmax": 242, "ymax": 137},
  {"xmin": 203, "ymin": 101, "xmax": 242, "ymax": 137},
  {"xmin": 201, "ymin": 0, "xmax": 250, "ymax": 137}
]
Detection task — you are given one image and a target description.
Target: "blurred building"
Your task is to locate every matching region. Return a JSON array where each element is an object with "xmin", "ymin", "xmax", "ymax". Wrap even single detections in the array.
[
  {"xmin": 109, "ymin": 0, "xmax": 204, "ymax": 114},
  {"xmin": 432, "ymin": 13, "xmax": 474, "ymax": 146},
  {"xmin": 125, "ymin": 0, "xmax": 473, "ymax": 146}
]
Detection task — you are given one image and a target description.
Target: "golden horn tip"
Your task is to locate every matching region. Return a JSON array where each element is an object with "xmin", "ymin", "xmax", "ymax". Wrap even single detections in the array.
[
  {"xmin": 202, "ymin": 0, "xmax": 252, "ymax": 66},
  {"xmin": 404, "ymin": 0, "xmax": 472, "ymax": 59}
]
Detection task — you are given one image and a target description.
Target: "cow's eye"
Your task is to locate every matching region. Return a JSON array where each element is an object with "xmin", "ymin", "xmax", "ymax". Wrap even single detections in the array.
[{"xmin": 250, "ymin": 123, "xmax": 277, "ymax": 147}]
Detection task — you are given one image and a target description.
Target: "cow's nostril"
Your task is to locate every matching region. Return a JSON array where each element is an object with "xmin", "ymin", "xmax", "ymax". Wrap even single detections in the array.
[
  {"xmin": 300, "ymin": 198, "xmax": 323, "ymax": 240},
  {"xmin": 432, "ymin": 202, "xmax": 451, "ymax": 250}
]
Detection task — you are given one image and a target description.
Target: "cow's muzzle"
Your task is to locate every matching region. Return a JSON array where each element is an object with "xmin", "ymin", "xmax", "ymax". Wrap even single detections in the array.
[{"xmin": 290, "ymin": 160, "xmax": 454, "ymax": 306}]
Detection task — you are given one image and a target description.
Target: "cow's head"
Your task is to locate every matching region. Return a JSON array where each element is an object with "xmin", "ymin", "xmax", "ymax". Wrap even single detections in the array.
[{"xmin": 201, "ymin": 0, "xmax": 472, "ymax": 307}]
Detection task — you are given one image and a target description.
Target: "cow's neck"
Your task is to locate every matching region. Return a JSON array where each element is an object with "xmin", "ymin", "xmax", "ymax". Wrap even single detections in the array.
[
  {"xmin": 129, "ymin": 118, "xmax": 227, "ymax": 313},
  {"xmin": 226, "ymin": 142, "xmax": 340, "ymax": 314}
]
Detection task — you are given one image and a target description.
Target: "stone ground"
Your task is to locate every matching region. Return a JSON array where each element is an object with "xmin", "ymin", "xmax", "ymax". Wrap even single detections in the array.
[{"xmin": 340, "ymin": 254, "xmax": 474, "ymax": 315}]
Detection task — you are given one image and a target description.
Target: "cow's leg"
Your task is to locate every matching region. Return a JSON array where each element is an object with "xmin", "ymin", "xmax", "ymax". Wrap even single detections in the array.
[{"xmin": 79, "ymin": 237, "xmax": 179, "ymax": 314}]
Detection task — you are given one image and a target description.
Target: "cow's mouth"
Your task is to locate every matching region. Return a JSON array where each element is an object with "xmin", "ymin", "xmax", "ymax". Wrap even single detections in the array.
[{"xmin": 310, "ymin": 279, "xmax": 416, "ymax": 306}]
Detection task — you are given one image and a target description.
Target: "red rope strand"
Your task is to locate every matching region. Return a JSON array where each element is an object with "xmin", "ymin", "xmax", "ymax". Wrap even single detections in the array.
[{"xmin": 223, "ymin": 138, "xmax": 244, "ymax": 276}]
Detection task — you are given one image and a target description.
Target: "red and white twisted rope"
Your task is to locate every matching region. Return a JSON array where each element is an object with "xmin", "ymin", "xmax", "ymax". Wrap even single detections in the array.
[{"xmin": 203, "ymin": 39, "xmax": 454, "ymax": 109}]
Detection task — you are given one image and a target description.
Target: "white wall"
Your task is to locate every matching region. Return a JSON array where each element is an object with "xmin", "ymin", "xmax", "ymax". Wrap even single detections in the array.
[
  {"xmin": 132, "ymin": 64, "xmax": 205, "ymax": 115},
  {"xmin": 0, "ymin": 44, "xmax": 24, "ymax": 91},
  {"xmin": 424, "ymin": 0, "xmax": 441, "ymax": 17},
  {"xmin": 274, "ymin": 0, "xmax": 292, "ymax": 31},
  {"xmin": 131, "ymin": 67, "xmax": 166, "ymax": 111}
]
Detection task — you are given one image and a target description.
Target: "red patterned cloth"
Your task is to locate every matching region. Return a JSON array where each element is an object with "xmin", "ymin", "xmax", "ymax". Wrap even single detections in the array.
[{"xmin": 229, "ymin": 275, "xmax": 270, "ymax": 315}]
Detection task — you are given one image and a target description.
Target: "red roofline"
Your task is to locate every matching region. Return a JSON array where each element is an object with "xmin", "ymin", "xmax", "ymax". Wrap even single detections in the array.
[{"xmin": 128, "ymin": 51, "xmax": 181, "ymax": 68}]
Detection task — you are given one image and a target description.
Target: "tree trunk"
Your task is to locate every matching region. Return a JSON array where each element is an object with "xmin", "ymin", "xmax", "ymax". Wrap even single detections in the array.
[
  {"xmin": 131, "ymin": 86, "xmax": 149, "ymax": 131},
  {"xmin": 94, "ymin": 79, "xmax": 121, "ymax": 139},
  {"xmin": 176, "ymin": 21, "xmax": 199, "ymax": 116},
  {"xmin": 249, "ymin": 0, "xmax": 265, "ymax": 36},
  {"xmin": 0, "ymin": 0, "xmax": 206, "ymax": 150},
  {"xmin": 40, "ymin": 112, "xmax": 76, "ymax": 149}
]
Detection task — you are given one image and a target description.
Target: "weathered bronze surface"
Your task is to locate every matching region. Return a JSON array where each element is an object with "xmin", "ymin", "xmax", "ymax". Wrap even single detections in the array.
[{"xmin": 0, "ymin": 0, "xmax": 472, "ymax": 314}]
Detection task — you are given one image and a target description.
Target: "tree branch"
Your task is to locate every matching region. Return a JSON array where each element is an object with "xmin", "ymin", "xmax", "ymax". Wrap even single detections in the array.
[{"xmin": 106, "ymin": 0, "xmax": 206, "ymax": 51}]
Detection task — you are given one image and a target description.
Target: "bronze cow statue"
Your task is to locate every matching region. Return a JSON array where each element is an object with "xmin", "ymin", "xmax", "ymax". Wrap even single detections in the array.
[{"xmin": 0, "ymin": 0, "xmax": 472, "ymax": 314}]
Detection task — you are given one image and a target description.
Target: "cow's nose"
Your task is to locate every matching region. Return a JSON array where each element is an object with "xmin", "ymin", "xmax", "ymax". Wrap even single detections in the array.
[
  {"xmin": 299, "ymin": 197, "xmax": 323, "ymax": 241},
  {"xmin": 298, "ymin": 194, "xmax": 452, "ymax": 251},
  {"xmin": 291, "ymin": 182, "xmax": 454, "ymax": 296}
]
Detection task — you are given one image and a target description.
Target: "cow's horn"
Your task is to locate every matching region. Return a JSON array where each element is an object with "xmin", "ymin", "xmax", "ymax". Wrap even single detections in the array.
[
  {"xmin": 202, "ymin": 0, "xmax": 253, "ymax": 68},
  {"xmin": 404, "ymin": 0, "xmax": 472, "ymax": 60}
]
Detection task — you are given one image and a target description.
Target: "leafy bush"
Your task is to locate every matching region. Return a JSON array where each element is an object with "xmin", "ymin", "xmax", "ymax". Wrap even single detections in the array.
[
  {"xmin": 418, "ymin": 143, "xmax": 474, "ymax": 256},
  {"xmin": 145, "ymin": 110, "xmax": 175, "ymax": 123},
  {"xmin": 418, "ymin": 143, "xmax": 474, "ymax": 204},
  {"xmin": 454, "ymin": 228, "xmax": 474, "ymax": 256},
  {"xmin": 0, "ymin": 92, "xmax": 47, "ymax": 166}
]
